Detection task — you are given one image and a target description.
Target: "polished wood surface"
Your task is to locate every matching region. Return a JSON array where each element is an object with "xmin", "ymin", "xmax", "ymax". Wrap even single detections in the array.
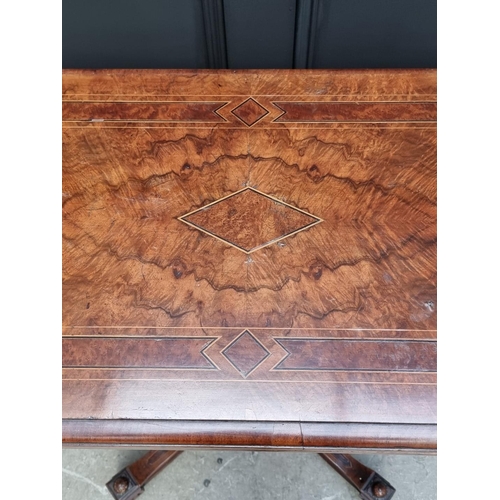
[
  {"xmin": 63, "ymin": 420, "xmax": 436, "ymax": 453},
  {"xmin": 62, "ymin": 69, "xmax": 436, "ymax": 451}
]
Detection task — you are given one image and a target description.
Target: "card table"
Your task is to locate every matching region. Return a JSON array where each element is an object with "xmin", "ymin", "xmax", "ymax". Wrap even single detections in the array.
[{"xmin": 62, "ymin": 69, "xmax": 436, "ymax": 499}]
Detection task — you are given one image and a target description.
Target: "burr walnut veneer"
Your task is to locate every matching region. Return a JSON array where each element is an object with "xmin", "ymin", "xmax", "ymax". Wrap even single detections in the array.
[{"xmin": 62, "ymin": 70, "xmax": 437, "ymax": 455}]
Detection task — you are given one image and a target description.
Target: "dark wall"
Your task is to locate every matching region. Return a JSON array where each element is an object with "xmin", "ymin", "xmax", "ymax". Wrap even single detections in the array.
[{"xmin": 63, "ymin": 0, "xmax": 436, "ymax": 69}]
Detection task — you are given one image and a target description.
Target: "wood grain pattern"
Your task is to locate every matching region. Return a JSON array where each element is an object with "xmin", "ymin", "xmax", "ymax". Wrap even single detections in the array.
[
  {"xmin": 231, "ymin": 98, "xmax": 270, "ymax": 126},
  {"xmin": 179, "ymin": 187, "xmax": 321, "ymax": 253},
  {"xmin": 62, "ymin": 70, "xmax": 436, "ymax": 452},
  {"xmin": 63, "ymin": 126, "xmax": 435, "ymax": 329},
  {"xmin": 62, "ymin": 69, "xmax": 437, "ymax": 99},
  {"xmin": 62, "ymin": 337, "xmax": 217, "ymax": 369},
  {"xmin": 221, "ymin": 330, "xmax": 271, "ymax": 377},
  {"xmin": 274, "ymin": 339, "xmax": 436, "ymax": 372},
  {"xmin": 62, "ymin": 379, "xmax": 435, "ymax": 423},
  {"xmin": 273, "ymin": 101, "xmax": 437, "ymax": 122},
  {"xmin": 62, "ymin": 101, "xmax": 227, "ymax": 122}
]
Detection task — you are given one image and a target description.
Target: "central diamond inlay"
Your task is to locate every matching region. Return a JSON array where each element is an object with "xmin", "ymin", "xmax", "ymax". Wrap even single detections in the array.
[{"xmin": 179, "ymin": 187, "xmax": 322, "ymax": 253}]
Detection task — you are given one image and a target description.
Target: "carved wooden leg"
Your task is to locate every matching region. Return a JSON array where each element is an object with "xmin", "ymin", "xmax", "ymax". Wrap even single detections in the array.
[
  {"xmin": 106, "ymin": 450, "xmax": 183, "ymax": 500},
  {"xmin": 319, "ymin": 453, "xmax": 396, "ymax": 500}
]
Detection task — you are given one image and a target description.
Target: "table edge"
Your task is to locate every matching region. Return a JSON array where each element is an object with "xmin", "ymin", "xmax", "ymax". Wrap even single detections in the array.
[{"xmin": 62, "ymin": 420, "xmax": 436, "ymax": 454}]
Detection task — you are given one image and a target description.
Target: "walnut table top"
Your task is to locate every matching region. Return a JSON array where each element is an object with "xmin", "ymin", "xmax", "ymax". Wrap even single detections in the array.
[{"xmin": 62, "ymin": 69, "xmax": 437, "ymax": 453}]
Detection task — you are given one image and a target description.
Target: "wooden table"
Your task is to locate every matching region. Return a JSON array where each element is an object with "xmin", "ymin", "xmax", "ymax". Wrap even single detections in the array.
[{"xmin": 62, "ymin": 69, "xmax": 436, "ymax": 499}]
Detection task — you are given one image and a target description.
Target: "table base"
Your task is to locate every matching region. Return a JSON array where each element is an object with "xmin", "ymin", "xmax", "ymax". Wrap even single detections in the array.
[{"xmin": 106, "ymin": 451, "xmax": 395, "ymax": 500}]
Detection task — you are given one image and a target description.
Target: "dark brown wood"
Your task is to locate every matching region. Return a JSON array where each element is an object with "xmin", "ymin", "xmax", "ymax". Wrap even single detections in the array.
[
  {"xmin": 320, "ymin": 453, "xmax": 395, "ymax": 500},
  {"xmin": 128, "ymin": 451, "xmax": 181, "ymax": 485},
  {"xmin": 62, "ymin": 101, "xmax": 227, "ymax": 122},
  {"xmin": 231, "ymin": 98, "xmax": 270, "ymax": 126},
  {"xmin": 62, "ymin": 337, "xmax": 217, "ymax": 369},
  {"xmin": 62, "ymin": 69, "xmax": 436, "ymax": 451},
  {"xmin": 106, "ymin": 450, "xmax": 181, "ymax": 500},
  {"xmin": 274, "ymin": 338, "xmax": 436, "ymax": 372},
  {"xmin": 106, "ymin": 449, "xmax": 394, "ymax": 500},
  {"xmin": 63, "ymin": 420, "xmax": 436, "ymax": 453},
  {"xmin": 274, "ymin": 101, "xmax": 437, "ymax": 122}
]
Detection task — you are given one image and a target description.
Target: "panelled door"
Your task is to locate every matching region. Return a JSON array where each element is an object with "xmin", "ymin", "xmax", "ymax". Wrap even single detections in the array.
[{"xmin": 63, "ymin": 0, "xmax": 436, "ymax": 69}]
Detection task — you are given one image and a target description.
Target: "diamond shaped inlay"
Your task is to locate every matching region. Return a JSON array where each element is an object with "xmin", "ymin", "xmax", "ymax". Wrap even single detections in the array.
[
  {"xmin": 222, "ymin": 330, "xmax": 271, "ymax": 377},
  {"xmin": 179, "ymin": 187, "xmax": 322, "ymax": 253},
  {"xmin": 231, "ymin": 98, "xmax": 269, "ymax": 126}
]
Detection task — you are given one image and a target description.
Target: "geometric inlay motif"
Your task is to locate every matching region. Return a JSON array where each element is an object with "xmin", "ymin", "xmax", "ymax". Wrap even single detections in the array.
[
  {"xmin": 178, "ymin": 187, "xmax": 322, "ymax": 253},
  {"xmin": 231, "ymin": 98, "xmax": 269, "ymax": 126},
  {"xmin": 221, "ymin": 330, "xmax": 271, "ymax": 377}
]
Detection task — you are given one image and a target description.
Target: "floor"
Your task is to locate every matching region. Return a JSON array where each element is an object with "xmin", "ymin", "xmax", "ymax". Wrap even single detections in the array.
[{"xmin": 62, "ymin": 449, "xmax": 436, "ymax": 499}]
